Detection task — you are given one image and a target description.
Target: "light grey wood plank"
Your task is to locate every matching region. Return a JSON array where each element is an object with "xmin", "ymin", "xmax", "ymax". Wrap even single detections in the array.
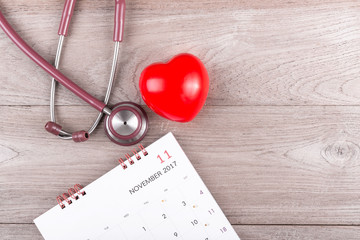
[
  {"xmin": 235, "ymin": 225, "xmax": 360, "ymax": 240},
  {"xmin": 0, "ymin": 224, "xmax": 41, "ymax": 240},
  {"xmin": 0, "ymin": 106, "xmax": 360, "ymax": 224},
  {"xmin": 1, "ymin": 0, "xmax": 360, "ymax": 106},
  {"xmin": 1, "ymin": 224, "xmax": 360, "ymax": 240}
]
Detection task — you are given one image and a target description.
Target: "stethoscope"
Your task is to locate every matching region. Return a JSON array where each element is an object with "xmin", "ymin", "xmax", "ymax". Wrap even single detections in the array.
[{"xmin": 0, "ymin": 0, "xmax": 149, "ymax": 146}]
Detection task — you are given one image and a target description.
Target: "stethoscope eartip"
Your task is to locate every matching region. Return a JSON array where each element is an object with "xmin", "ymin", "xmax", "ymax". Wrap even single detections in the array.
[
  {"xmin": 104, "ymin": 102, "xmax": 148, "ymax": 146},
  {"xmin": 72, "ymin": 131, "xmax": 89, "ymax": 142}
]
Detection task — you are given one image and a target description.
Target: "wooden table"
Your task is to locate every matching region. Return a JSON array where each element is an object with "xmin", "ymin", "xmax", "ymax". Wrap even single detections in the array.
[{"xmin": 1, "ymin": 0, "xmax": 360, "ymax": 239}]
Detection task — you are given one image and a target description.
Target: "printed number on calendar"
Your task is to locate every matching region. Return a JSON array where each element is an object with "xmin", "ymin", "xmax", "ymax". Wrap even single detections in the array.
[
  {"xmin": 163, "ymin": 161, "xmax": 177, "ymax": 173},
  {"xmin": 220, "ymin": 227, "xmax": 227, "ymax": 233},
  {"xmin": 208, "ymin": 208, "xmax": 215, "ymax": 215},
  {"xmin": 191, "ymin": 219, "xmax": 198, "ymax": 226},
  {"xmin": 158, "ymin": 150, "xmax": 172, "ymax": 164}
]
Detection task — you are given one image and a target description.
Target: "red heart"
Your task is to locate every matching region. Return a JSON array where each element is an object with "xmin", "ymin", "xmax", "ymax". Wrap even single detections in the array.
[{"xmin": 139, "ymin": 53, "xmax": 209, "ymax": 122}]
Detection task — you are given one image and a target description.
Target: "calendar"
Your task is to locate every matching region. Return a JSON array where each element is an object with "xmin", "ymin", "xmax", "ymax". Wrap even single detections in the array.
[{"xmin": 34, "ymin": 133, "xmax": 240, "ymax": 240}]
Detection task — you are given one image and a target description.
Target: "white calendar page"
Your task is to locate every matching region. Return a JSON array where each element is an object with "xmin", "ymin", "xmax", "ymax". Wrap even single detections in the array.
[{"xmin": 34, "ymin": 133, "xmax": 240, "ymax": 240}]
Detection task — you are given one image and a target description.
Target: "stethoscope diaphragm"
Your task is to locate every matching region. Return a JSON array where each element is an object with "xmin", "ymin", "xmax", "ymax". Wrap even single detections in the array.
[
  {"xmin": 104, "ymin": 102, "xmax": 148, "ymax": 146},
  {"xmin": 0, "ymin": 1, "xmax": 151, "ymax": 146}
]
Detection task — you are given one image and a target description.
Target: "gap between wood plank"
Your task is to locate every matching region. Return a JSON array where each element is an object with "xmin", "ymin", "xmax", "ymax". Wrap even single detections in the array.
[
  {"xmin": 3, "ymin": 104, "xmax": 360, "ymax": 107},
  {"xmin": 1, "ymin": 223, "xmax": 360, "ymax": 227}
]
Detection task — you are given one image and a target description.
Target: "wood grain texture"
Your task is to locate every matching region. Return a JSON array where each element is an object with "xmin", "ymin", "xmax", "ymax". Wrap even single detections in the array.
[
  {"xmin": 1, "ymin": 106, "xmax": 360, "ymax": 226},
  {"xmin": 0, "ymin": 0, "xmax": 360, "ymax": 106},
  {"xmin": 1, "ymin": 0, "xmax": 360, "ymax": 239},
  {"xmin": 1, "ymin": 224, "xmax": 360, "ymax": 240}
]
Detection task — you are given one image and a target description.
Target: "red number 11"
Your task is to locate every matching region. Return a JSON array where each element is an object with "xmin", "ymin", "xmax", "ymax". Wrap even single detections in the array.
[{"xmin": 158, "ymin": 150, "xmax": 172, "ymax": 164}]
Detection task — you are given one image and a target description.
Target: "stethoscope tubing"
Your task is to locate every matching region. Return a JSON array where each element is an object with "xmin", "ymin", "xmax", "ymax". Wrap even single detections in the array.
[
  {"xmin": 51, "ymin": 38, "xmax": 121, "ymax": 139},
  {"xmin": 50, "ymin": 36, "xmax": 65, "ymax": 123},
  {"xmin": 0, "ymin": 10, "xmax": 107, "ymax": 113},
  {"xmin": 0, "ymin": 1, "xmax": 150, "ymax": 146}
]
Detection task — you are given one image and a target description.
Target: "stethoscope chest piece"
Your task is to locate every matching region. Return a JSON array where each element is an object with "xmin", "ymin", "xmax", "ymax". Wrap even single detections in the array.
[
  {"xmin": 0, "ymin": 0, "xmax": 152, "ymax": 146},
  {"xmin": 104, "ymin": 102, "xmax": 148, "ymax": 146}
]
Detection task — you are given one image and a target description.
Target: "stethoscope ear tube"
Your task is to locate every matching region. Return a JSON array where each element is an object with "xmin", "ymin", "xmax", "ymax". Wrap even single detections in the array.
[
  {"xmin": 49, "ymin": 39, "xmax": 121, "ymax": 142},
  {"xmin": 58, "ymin": 0, "xmax": 77, "ymax": 36},
  {"xmin": 114, "ymin": 0, "xmax": 125, "ymax": 42},
  {"xmin": 45, "ymin": 121, "xmax": 90, "ymax": 142},
  {"xmin": 0, "ymin": 1, "xmax": 149, "ymax": 146},
  {"xmin": 49, "ymin": 0, "xmax": 126, "ymax": 142}
]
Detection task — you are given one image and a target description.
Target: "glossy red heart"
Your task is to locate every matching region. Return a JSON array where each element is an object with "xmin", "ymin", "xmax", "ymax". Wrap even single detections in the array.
[{"xmin": 139, "ymin": 53, "xmax": 209, "ymax": 122}]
